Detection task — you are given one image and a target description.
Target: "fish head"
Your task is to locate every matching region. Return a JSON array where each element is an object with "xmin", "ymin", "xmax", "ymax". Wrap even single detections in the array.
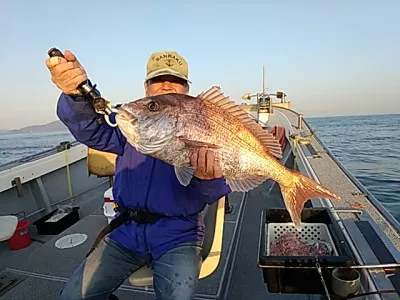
[{"xmin": 116, "ymin": 94, "xmax": 182, "ymax": 154}]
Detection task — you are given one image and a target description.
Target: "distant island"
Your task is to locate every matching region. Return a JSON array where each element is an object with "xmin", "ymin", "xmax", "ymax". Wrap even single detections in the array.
[
  {"xmin": 0, "ymin": 120, "xmax": 68, "ymax": 135},
  {"xmin": 2, "ymin": 112, "xmax": 398, "ymax": 135}
]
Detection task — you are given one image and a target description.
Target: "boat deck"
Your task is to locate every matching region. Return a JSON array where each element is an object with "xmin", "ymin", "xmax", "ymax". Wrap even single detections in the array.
[
  {"xmin": 0, "ymin": 107, "xmax": 399, "ymax": 299},
  {"xmin": 0, "ymin": 190, "xmax": 253, "ymax": 299}
]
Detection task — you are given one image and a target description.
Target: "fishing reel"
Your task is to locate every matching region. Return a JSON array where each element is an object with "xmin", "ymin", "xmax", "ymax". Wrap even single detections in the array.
[{"xmin": 47, "ymin": 47, "xmax": 118, "ymax": 127}]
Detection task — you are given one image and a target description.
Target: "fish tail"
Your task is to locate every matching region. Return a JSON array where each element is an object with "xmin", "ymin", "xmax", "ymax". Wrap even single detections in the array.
[{"xmin": 280, "ymin": 170, "xmax": 341, "ymax": 231}]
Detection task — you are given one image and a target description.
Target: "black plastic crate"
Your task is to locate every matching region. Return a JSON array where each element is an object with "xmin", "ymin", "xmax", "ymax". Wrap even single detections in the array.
[
  {"xmin": 33, "ymin": 206, "xmax": 80, "ymax": 235},
  {"xmin": 258, "ymin": 207, "xmax": 355, "ymax": 294}
]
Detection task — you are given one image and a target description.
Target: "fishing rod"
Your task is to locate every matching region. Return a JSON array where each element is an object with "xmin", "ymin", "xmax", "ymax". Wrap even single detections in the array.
[{"xmin": 47, "ymin": 47, "xmax": 118, "ymax": 127}]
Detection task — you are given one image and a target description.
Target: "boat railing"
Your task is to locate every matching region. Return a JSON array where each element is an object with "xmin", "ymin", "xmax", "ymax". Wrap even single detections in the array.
[
  {"xmin": 0, "ymin": 140, "xmax": 80, "ymax": 172},
  {"xmin": 0, "ymin": 140, "xmax": 88, "ymax": 195}
]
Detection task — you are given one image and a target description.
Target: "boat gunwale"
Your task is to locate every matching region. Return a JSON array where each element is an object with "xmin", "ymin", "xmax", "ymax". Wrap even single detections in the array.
[
  {"xmin": 286, "ymin": 121, "xmax": 397, "ymax": 298},
  {"xmin": 0, "ymin": 140, "xmax": 80, "ymax": 170},
  {"xmin": 274, "ymin": 106, "xmax": 400, "ymax": 235}
]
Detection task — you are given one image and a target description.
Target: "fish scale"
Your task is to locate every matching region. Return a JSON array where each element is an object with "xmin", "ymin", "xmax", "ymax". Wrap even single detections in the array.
[
  {"xmin": 180, "ymin": 104, "xmax": 269, "ymax": 158},
  {"xmin": 178, "ymin": 98, "xmax": 283, "ymax": 179},
  {"xmin": 177, "ymin": 111, "xmax": 263, "ymax": 176}
]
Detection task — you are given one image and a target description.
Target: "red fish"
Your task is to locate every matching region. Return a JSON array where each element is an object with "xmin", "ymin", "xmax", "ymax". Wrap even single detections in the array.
[{"xmin": 116, "ymin": 86, "xmax": 340, "ymax": 229}]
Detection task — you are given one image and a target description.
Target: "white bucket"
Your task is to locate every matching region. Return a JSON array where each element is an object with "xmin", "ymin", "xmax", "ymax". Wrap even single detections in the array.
[{"xmin": 0, "ymin": 215, "xmax": 18, "ymax": 241}]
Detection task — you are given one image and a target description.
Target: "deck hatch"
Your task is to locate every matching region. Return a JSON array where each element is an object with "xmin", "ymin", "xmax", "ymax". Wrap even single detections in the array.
[
  {"xmin": 356, "ymin": 221, "xmax": 400, "ymax": 292},
  {"xmin": 304, "ymin": 143, "xmax": 320, "ymax": 157},
  {"xmin": 0, "ymin": 270, "xmax": 25, "ymax": 297}
]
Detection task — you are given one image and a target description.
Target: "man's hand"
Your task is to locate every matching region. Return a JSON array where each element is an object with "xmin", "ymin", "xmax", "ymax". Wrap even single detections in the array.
[
  {"xmin": 190, "ymin": 148, "xmax": 223, "ymax": 180},
  {"xmin": 45, "ymin": 50, "xmax": 88, "ymax": 96}
]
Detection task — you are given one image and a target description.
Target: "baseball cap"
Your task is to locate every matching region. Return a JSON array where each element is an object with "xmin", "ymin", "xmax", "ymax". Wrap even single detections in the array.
[{"xmin": 145, "ymin": 51, "xmax": 190, "ymax": 83}]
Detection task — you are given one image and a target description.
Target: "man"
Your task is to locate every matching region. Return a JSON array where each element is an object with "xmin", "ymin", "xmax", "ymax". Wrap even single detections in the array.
[{"xmin": 46, "ymin": 50, "xmax": 231, "ymax": 299}]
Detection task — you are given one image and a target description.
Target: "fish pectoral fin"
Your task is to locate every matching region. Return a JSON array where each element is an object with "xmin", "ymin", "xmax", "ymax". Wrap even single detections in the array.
[
  {"xmin": 137, "ymin": 134, "xmax": 175, "ymax": 154},
  {"xmin": 226, "ymin": 176, "xmax": 268, "ymax": 192},
  {"xmin": 180, "ymin": 138, "xmax": 221, "ymax": 150},
  {"xmin": 174, "ymin": 166, "xmax": 196, "ymax": 186}
]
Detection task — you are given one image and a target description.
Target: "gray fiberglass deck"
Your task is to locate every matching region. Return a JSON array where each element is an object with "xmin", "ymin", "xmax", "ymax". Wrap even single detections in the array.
[
  {"xmin": 0, "ymin": 184, "xmax": 293, "ymax": 300},
  {"xmin": 0, "ymin": 191, "xmax": 248, "ymax": 299}
]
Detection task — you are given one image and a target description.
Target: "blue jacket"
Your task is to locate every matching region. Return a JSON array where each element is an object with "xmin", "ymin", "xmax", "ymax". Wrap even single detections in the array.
[{"xmin": 56, "ymin": 93, "xmax": 232, "ymax": 260}]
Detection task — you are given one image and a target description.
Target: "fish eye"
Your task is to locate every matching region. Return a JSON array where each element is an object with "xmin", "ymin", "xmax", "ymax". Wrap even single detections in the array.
[{"xmin": 147, "ymin": 101, "xmax": 159, "ymax": 111}]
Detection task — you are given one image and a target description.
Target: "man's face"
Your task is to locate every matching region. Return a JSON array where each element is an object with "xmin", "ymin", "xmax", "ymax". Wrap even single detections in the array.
[{"xmin": 144, "ymin": 75, "xmax": 190, "ymax": 96}]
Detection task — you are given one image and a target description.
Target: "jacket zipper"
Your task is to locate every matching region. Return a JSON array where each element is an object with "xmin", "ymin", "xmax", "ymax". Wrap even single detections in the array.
[{"xmin": 143, "ymin": 159, "xmax": 156, "ymax": 261}]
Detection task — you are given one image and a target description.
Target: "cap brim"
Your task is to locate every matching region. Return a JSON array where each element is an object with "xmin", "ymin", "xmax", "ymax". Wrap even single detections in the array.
[{"xmin": 145, "ymin": 68, "xmax": 191, "ymax": 83}]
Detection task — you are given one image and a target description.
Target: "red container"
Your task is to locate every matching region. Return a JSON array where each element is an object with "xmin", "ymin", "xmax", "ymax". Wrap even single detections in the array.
[{"xmin": 8, "ymin": 219, "xmax": 32, "ymax": 250}]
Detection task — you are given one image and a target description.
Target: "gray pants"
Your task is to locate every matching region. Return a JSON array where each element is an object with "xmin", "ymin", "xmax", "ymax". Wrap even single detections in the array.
[{"xmin": 58, "ymin": 236, "xmax": 202, "ymax": 299}]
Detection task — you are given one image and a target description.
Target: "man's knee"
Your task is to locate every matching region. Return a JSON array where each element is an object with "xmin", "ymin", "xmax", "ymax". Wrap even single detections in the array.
[
  {"xmin": 155, "ymin": 274, "xmax": 198, "ymax": 300},
  {"xmin": 153, "ymin": 241, "xmax": 203, "ymax": 299},
  {"xmin": 57, "ymin": 257, "xmax": 108, "ymax": 299},
  {"xmin": 58, "ymin": 284, "xmax": 81, "ymax": 300},
  {"xmin": 58, "ymin": 275, "xmax": 93, "ymax": 300},
  {"xmin": 58, "ymin": 280, "xmax": 108, "ymax": 300}
]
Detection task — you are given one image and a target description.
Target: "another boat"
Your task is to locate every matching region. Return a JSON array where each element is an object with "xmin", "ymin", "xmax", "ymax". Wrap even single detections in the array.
[{"xmin": 0, "ymin": 69, "xmax": 399, "ymax": 300}]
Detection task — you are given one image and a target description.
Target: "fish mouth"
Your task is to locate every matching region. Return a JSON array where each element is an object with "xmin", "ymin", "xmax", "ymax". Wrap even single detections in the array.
[{"xmin": 117, "ymin": 105, "xmax": 137, "ymax": 123}]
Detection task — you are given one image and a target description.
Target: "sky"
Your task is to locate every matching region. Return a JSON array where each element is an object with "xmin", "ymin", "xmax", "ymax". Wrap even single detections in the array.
[{"xmin": 1, "ymin": 1, "xmax": 399, "ymax": 129}]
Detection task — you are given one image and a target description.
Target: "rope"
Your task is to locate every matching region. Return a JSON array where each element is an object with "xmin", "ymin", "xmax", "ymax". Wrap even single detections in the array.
[
  {"xmin": 64, "ymin": 146, "xmax": 73, "ymax": 202},
  {"xmin": 292, "ymin": 136, "xmax": 298, "ymax": 170}
]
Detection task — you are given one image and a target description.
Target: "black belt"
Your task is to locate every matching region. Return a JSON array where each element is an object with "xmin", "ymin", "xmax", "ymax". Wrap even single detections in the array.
[{"xmin": 86, "ymin": 207, "xmax": 164, "ymax": 257}]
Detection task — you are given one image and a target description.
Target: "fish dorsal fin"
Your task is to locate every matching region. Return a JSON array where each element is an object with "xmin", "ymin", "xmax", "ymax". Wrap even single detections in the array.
[{"xmin": 197, "ymin": 86, "xmax": 283, "ymax": 159}]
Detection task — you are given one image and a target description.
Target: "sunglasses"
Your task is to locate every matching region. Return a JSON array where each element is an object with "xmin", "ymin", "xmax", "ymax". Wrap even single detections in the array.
[{"xmin": 147, "ymin": 75, "xmax": 188, "ymax": 86}]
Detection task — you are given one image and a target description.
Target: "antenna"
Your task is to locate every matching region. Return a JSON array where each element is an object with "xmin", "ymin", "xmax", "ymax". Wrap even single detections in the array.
[{"xmin": 262, "ymin": 65, "xmax": 266, "ymax": 94}]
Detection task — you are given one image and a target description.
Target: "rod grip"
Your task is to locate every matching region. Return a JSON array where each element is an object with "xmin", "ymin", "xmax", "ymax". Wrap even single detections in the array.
[{"xmin": 47, "ymin": 47, "xmax": 65, "ymax": 58}]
